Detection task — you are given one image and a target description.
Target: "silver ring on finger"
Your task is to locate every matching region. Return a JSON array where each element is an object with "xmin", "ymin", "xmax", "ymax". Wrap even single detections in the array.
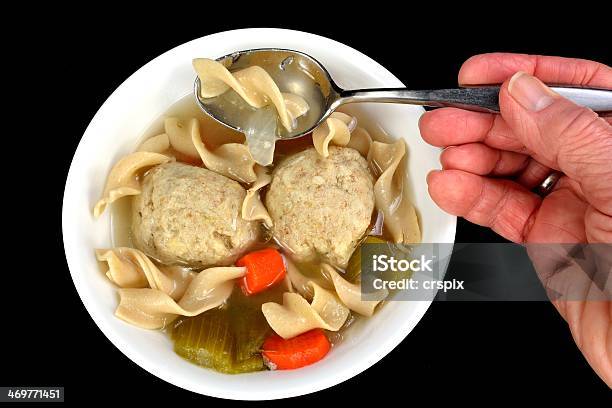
[{"xmin": 536, "ymin": 172, "xmax": 562, "ymax": 197}]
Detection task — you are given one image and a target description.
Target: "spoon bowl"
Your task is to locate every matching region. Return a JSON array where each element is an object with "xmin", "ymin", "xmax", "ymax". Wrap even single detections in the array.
[{"xmin": 195, "ymin": 48, "xmax": 340, "ymax": 139}]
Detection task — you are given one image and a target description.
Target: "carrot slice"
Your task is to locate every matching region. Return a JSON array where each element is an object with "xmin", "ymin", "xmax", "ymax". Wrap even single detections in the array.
[
  {"xmin": 236, "ymin": 248, "xmax": 286, "ymax": 295},
  {"xmin": 261, "ymin": 329, "xmax": 331, "ymax": 370}
]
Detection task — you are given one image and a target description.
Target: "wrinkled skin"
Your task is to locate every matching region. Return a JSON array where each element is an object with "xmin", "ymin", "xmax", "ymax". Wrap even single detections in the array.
[{"xmin": 419, "ymin": 53, "xmax": 612, "ymax": 386}]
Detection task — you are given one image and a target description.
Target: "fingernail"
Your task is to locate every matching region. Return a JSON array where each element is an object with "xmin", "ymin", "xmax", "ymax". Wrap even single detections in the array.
[{"xmin": 508, "ymin": 71, "xmax": 557, "ymax": 112}]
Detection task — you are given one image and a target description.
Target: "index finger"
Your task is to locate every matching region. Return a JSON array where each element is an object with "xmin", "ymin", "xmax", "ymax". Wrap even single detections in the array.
[{"xmin": 458, "ymin": 53, "xmax": 612, "ymax": 88}]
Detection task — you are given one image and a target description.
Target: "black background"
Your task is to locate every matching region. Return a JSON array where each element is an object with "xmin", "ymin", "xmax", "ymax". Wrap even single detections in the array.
[{"xmin": 5, "ymin": 10, "xmax": 611, "ymax": 405}]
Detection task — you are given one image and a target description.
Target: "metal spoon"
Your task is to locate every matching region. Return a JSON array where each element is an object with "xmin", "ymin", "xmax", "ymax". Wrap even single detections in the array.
[{"xmin": 194, "ymin": 48, "xmax": 612, "ymax": 140}]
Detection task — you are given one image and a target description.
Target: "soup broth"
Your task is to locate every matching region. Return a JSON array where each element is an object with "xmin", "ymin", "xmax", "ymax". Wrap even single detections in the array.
[
  {"xmin": 109, "ymin": 94, "xmax": 394, "ymax": 373},
  {"xmin": 92, "ymin": 51, "xmax": 422, "ymax": 376}
]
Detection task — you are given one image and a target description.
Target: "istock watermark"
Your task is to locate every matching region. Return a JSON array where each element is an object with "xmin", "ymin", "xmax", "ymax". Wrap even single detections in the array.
[
  {"xmin": 372, "ymin": 254, "xmax": 434, "ymax": 272},
  {"xmin": 370, "ymin": 251, "xmax": 463, "ymax": 293},
  {"xmin": 359, "ymin": 243, "xmax": 612, "ymax": 302}
]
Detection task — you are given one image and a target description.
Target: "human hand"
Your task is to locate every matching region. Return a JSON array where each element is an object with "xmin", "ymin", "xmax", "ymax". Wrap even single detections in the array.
[{"xmin": 419, "ymin": 53, "xmax": 612, "ymax": 385}]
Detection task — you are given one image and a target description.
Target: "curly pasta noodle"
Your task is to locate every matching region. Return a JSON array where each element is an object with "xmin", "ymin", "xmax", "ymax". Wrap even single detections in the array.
[
  {"xmin": 312, "ymin": 112, "xmax": 356, "ymax": 157},
  {"xmin": 137, "ymin": 133, "xmax": 169, "ymax": 153},
  {"xmin": 188, "ymin": 117, "xmax": 258, "ymax": 183},
  {"xmin": 98, "ymin": 248, "xmax": 173, "ymax": 294},
  {"xmin": 262, "ymin": 258, "xmax": 388, "ymax": 338},
  {"xmin": 97, "ymin": 247, "xmax": 245, "ymax": 329},
  {"xmin": 241, "ymin": 165, "xmax": 272, "ymax": 227},
  {"xmin": 164, "ymin": 117, "xmax": 201, "ymax": 158},
  {"xmin": 369, "ymin": 140, "xmax": 420, "ymax": 243},
  {"xmin": 262, "ymin": 256, "xmax": 388, "ymax": 338},
  {"xmin": 94, "ymin": 152, "xmax": 172, "ymax": 217},
  {"xmin": 322, "ymin": 264, "xmax": 387, "ymax": 317},
  {"xmin": 117, "ymin": 266, "xmax": 245, "ymax": 329},
  {"xmin": 262, "ymin": 282, "xmax": 349, "ymax": 339},
  {"xmin": 193, "ymin": 58, "xmax": 309, "ymax": 132}
]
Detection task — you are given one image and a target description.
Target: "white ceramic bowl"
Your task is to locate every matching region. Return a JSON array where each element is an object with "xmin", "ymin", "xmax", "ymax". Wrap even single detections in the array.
[{"xmin": 62, "ymin": 28, "xmax": 456, "ymax": 400}]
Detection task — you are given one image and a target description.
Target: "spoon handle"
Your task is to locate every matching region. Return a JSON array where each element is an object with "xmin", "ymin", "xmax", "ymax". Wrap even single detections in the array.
[{"xmin": 338, "ymin": 86, "xmax": 612, "ymax": 113}]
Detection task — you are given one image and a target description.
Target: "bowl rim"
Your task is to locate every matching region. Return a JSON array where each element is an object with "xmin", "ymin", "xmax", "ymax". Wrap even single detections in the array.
[{"xmin": 62, "ymin": 27, "xmax": 457, "ymax": 400}]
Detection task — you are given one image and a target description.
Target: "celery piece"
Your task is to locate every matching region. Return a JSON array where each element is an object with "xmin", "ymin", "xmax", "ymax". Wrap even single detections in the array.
[
  {"xmin": 172, "ymin": 307, "xmax": 265, "ymax": 374},
  {"xmin": 173, "ymin": 308, "xmax": 234, "ymax": 373},
  {"xmin": 228, "ymin": 288, "xmax": 279, "ymax": 363}
]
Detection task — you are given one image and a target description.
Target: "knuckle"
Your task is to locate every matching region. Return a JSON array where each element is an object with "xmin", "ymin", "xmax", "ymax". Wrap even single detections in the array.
[
  {"xmin": 556, "ymin": 110, "xmax": 612, "ymax": 215},
  {"xmin": 569, "ymin": 62, "xmax": 604, "ymax": 87},
  {"xmin": 559, "ymin": 106, "xmax": 601, "ymax": 142},
  {"xmin": 557, "ymin": 108, "xmax": 612, "ymax": 171}
]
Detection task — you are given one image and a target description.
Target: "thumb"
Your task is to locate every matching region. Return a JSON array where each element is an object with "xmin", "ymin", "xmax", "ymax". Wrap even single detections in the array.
[{"xmin": 500, "ymin": 71, "xmax": 612, "ymax": 215}]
